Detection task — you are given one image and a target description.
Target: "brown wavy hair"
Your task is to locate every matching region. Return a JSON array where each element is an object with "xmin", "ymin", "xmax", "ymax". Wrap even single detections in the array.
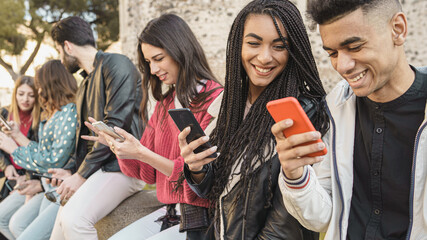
[
  {"xmin": 9, "ymin": 76, "xmax": 41, "ymax": 130},
  {"xmin": 35, "ymin": 60, "xmax": 77, "ymax": 119}
]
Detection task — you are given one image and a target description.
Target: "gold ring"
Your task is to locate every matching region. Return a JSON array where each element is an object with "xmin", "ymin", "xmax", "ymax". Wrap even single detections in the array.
[{"xmin": 110, "ymin": 144, "xmax": 115, "ymax": 152}]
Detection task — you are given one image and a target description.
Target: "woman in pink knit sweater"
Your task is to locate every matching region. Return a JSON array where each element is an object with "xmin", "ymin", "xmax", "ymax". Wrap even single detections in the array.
[{"xmin": 83, "ymin": 14, "xmax": 222, "ymax": 239}]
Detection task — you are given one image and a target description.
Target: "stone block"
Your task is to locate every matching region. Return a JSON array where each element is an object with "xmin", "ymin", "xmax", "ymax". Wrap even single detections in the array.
[{"xmin": 95, "ymin": 190, "xmax": 164, "ymax": 240}]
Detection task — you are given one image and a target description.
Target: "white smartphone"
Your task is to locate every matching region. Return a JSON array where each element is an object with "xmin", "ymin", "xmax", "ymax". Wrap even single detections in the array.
[
  {"xmin": 92, "ymin": 121, "xmax": 125, "ymax": 142},
  {"xmin": 0, "ymin": 115, "xmax": 12, "ymax": 131}
]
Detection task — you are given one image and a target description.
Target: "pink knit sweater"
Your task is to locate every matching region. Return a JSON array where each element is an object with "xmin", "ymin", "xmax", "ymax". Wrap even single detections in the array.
[{"xmin": 118, "ymin": 80, "xmax": 222, "ymax": 208}]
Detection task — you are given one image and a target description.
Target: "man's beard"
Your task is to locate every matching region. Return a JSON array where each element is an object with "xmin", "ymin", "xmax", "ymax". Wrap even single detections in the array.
[{"xmin": 63, "ymin": 52, "xmax": 80, "ymax": 74}]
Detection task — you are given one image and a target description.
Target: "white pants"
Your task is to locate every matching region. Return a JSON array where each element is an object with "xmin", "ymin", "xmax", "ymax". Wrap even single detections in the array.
[
  {"xmin": 108, "ymin": 206, "xmax": 186, "ymax": 240},
  {"xmin": 50, "ymin": 169, "xmax": 145, "ymax": 240}
]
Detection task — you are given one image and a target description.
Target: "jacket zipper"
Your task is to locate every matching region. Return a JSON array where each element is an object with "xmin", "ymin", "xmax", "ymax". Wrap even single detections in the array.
[
  {"xmin": 325, "ymin": 104, "xmax": 345, "ymax": 240},
  {"xmin": 241, "ymin": 177, "xmax": 252, "ymax": 239},
  {"xmin": 405, "ymin": 121, "xmax": 427, "ymax": 240}
]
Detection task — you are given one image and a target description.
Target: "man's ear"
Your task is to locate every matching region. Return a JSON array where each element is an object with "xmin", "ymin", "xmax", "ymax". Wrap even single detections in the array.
[
  {"xmin": 63, "ymin": 40, "xmax": 73, "ymax": 55},
  {"xmin": 391, "ymin": 12, "xmax": 407, "ymax": 46}
]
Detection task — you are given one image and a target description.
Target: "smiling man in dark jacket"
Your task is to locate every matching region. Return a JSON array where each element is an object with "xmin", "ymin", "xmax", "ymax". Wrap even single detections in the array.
[{"xmin": 48, "ymin": 16, "xmax": 145, "ymax": 239}]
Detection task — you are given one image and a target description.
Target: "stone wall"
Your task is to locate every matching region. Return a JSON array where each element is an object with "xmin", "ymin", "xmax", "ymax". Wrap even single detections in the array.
[{"xmin": 120, "ymin": 0, "xmax": 427, "ymax": 93}]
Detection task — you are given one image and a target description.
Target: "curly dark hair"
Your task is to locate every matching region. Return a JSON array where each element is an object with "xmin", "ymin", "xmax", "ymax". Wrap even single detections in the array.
[
  {"xmin": 307, "ymin": 0, "xmax": 402, "ymax": 25},
  {"xmin": 207, "ymin": 0, "xmax": 329, "ymax": 226}
]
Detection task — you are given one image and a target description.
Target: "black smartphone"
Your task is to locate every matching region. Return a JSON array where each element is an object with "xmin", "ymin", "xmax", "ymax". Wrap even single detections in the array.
[
  {"xmin": 32, "ymin": 172, "xmax": 53, "ymax": 180},
  {"xmin": 5, "ymin": 179, "xmax": 16, "ymax": 191},
  {"xmin": 168, "ymin": 108, "xmax": 217, "ymax": 158}
]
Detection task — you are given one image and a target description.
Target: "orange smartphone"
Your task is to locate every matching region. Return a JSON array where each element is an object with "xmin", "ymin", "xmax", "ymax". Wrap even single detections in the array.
[{"xmin": 266, "ymin": 97, "xmax": 327, "ymax": 157}]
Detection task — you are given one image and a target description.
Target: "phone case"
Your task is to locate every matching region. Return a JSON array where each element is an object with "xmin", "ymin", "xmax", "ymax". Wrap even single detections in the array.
[
  {"xmin": 266, "ymin": 97, "xmax": 327, "ymax": 157},
  {"xmin": 168, "ymin": 108, "xmax": 217, "ymax": 158},
  {"xmin": 32, "ymin": 172, "xmax": 53, "ymax": 179},
  {"xmin": 5, "ymin": 180, "xmax": 16, "ymax": 191},
  {"xmin": 0, "ymin": 115, "xmax": 12, "ymax": 131},
  {"xmin": 92, "ymin": 121, "xmax": 125, "ymax": 142}
]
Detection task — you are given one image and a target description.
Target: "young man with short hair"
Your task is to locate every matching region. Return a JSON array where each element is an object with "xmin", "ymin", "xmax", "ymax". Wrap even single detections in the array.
[
  {"xmin": 272, "ymin": 0, "xmax": 427, "ymax": 239},
  {"xmin": 48, "ymin": 16, "xmax": 145, "ymax": 239}
]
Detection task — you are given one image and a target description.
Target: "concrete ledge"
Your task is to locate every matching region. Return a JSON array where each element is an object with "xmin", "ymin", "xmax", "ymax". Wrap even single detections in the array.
[{"xmin": 95, "ymin": 190, "xmax": 164, "ymax": 240}]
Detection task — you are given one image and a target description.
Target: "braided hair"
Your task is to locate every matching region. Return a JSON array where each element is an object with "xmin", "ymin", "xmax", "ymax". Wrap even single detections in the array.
[{"xmin": 208, "ymin": 0, "xmax": 329, "ymax": 224}]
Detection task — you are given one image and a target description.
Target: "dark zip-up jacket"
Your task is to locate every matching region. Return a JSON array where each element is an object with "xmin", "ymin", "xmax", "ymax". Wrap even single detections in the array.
[
  {"xmin": 185, "ymin": 154, "xmax": 318, "ymax": 240},
  {"xmin": 63, "ymin": 51, "xmax": 143, "ymax": 178}
]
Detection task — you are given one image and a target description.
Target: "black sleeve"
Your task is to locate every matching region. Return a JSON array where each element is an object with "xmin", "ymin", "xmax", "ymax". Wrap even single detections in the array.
[
  {"xmin": 183, "ymin": 163, "xmax": 214, "ymax": 199},
  {"xmin": 256, "ymin": 176, "xmax": 319, "ymax": 240}
]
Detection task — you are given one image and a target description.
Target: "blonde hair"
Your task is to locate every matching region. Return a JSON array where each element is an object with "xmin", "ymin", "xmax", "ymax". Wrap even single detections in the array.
[{"xmin": 9, "ymin": 76, "xmax": 41, "ymax": 130}]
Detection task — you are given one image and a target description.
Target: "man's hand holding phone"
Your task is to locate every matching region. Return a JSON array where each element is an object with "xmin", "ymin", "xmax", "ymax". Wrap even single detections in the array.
[
  {"xmin": 267, "ymin": 97, "xmax": 326, "ymax": 180},
  {"xmin": 46, "ymin": 168, "xmax": 72, "ymax": 187},
  {"xmin": 271, "ymin": 119, "xmax": 325, "ymax": 179}
]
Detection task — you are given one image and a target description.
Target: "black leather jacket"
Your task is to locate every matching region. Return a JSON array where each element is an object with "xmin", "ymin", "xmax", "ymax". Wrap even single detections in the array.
[
  {"xmin": 64, "ymin": 51, "xmax": 143, "ymax": 178},
  {"xmin": 0, "ymin": 107, "xmax": 39, "ymax": 178},
  {"xmin": 185, "ymin": 154, "xmax": 318, "ymax": 240}
]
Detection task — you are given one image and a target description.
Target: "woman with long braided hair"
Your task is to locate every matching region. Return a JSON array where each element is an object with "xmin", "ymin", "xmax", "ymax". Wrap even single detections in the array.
[{"xmin": 179, "ymin": 0, "xmax": 328, "ymax": 239}]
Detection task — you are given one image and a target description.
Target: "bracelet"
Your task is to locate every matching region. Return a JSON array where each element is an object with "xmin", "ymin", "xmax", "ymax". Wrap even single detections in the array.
[{"xmin": 184, "ymin": 163, "xmax": 208, "ymax": 174}]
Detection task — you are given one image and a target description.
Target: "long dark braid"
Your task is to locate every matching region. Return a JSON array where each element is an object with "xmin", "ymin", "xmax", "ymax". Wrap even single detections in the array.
[{"xmin": 208, "ymin": 0, "xmax": 329, "ymax": 226}]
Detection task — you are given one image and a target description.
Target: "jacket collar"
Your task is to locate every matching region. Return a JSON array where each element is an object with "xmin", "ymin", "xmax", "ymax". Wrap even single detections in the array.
[{"xmin": 79, "ymin": 50, "xmax": 104, "ymax": 79}]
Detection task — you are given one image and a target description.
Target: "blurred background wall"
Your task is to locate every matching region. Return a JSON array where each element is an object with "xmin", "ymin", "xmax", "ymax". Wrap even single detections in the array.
[{"xmin": 119, "ymin": 0, "xmax": 427, "ymax": 92}]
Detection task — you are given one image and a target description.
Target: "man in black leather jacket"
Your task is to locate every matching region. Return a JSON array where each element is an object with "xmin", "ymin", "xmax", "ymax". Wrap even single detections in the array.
[{"xmin": 48, "ymin": 16, "xmax": 145, "ymax": 239}]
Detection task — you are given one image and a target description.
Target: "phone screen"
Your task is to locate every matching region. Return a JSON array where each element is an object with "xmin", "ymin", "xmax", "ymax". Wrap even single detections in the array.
[{"xmin": 168, "ymin": 108, "xmax": 217, "ymax": 158}]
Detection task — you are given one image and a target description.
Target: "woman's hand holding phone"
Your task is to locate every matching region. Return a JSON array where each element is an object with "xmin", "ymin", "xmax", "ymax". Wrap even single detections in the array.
[
  {"xmin": 178, "ymin": 127, "xmax": 218, "ymax": 173},
  {"xmin": 1, "ymin": 120, "xmax": 21, "ymax": 139},
  {"xmin": 98, "ymin": 126, "xmax": 146, "ymax": 161}
]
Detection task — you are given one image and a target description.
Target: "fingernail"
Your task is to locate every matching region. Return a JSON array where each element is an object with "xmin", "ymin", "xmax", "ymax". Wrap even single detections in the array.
[
  {"xmin": 210, "ymin": 146, "xmax": 217, "ymax": 152},
  {"xmin": 312, "ymin": 132, "xmax": 320, "ymax": 140},
  {"xmin": 202, "ymin": 136, "xmax": 209, "ymax": 141},
  {"xmin": 185, "ymin": 127, "xmax": 190, "ymax": 132},
  {"xmin": 318, "ymin": 142, "xmax": 325, "ymax": 149},
  {"xmin": 284, "ymin": 119, "xmax": 293, "ymax": 126},
  {"xmin": 316, "ymin": 156, "xmax": 324, "ymax": 162}
]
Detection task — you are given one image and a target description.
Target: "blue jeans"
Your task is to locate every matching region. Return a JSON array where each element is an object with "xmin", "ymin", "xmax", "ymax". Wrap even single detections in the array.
[
  {"xmin": 9, "ymin": 193, "xmax": 44, "ymax": 239},
  {"xmin": 0, "ymin": 192, "xmax": 26, "ymax": 240},
  {"xmin": 16, "ymin": 197, "xmax": 59, "ymax": 240}
]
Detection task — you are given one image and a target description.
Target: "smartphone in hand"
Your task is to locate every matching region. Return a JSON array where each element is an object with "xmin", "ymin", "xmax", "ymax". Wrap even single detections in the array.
[
  {"xmin": 168, "ymin": 108, "xmax": 217, "ymax": 158},
  {"xmin": 32, "ymin": 172, "xmax": 53, "ymax": 180},
  {"xmin": 91, "ymin": 121, "xmax": 125, "ymax": 142},
  {"xmin": 5, "ymin": 179, "xmax": 16, "ymax": 191},
  {"xmin": 267, "ymin": 97, "xmax": 327, "ymax": 157},
  {"xmin": 0, "ymin": 115, "xmax": 12, "ymax": 131}
]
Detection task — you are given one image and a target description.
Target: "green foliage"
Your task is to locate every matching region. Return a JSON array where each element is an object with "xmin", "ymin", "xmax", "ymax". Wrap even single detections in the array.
[
  {"xmin": 0, "ymin": 0, "xmax": 26, "ymax": 55},
  {"xmin": 0, "ymin": 0, "xmax": 119, "ymax": 80}
]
